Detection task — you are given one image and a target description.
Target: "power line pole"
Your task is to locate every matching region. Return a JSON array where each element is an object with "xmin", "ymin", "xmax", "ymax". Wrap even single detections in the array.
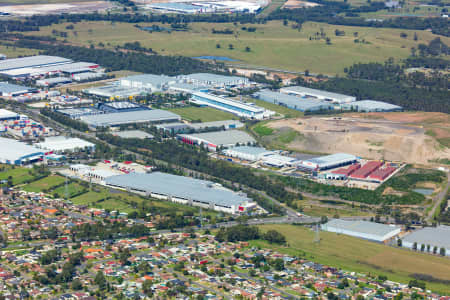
[{"xmin": 314, "ymin": 223, "xmax": 320, "ymax": 243}]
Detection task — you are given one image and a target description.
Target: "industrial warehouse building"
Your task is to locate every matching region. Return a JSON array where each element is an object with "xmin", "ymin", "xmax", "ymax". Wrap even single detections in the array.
[
  {"xmin": 57, "ymin": 107, "xmax": 104, "ymax": 119},
  {"xmin": 402, "ymin": 225, "xmax": 450, "ymax": 256},
  {"xmin": 0, "ymin": 55, "xmax": 72, "ymax": 73},
  {"xmin": 105, "ymin": 172, "xmax": 255, "ymax": 214},
  {"xmin": 36, "ymin": 77, "xmax": 72, "ymax": 87},
  {"xmin": 112, "ymin": 130, "xmax": 154, "ymax": 139},
  {"xmin": 223, "ymin": 146, "xmax": 274, "ymax": 161},
  {"xmin": 84, "ymin": 85, "xmax": 146, "ymax": 99},
  {"xmin": 191, "ymin": 92, "xmax": 273, "ymax": 119},
  {"xmin": 35, "ymin": 136, "xmax": 95, "ymax": 153},
  {"xmin": 178, "ymin": 130, "xmax": 256, "ymax": 151},
  {"xmin": 119, "ymin": 74, "xmax": 177, "ymax": 92},
  {"xmin": 322, "ymin": 219, "xmax": 401, "ymax": 242},
  {"xmin": 280, "ymin": 86, "xmax": 356, "ymax": 104},
  {"xmin": 0, "ymin": 137, "xmax": 44, "ymax": 165},
  {"xmin": 343, "ymin": 100, "xmax": 403, "ymax": 112},
  {"xmin": 181, "ymin": 73, "xmax": 249, "ymax": 88},
  {"xmin": 253, "ymin": 90, "xmax": 333, "ymax": 113},
  {"xmin": 97, "ymin": 101, "xmax": 149, "ymax": 113},
  {"xmin": 223, "ymin": 146, "xmax": 299, "ymax": 167},
  {"xmin": 80, "ymin": 110, "xmax": 181, "ymax": 128},
  {"xmin": 0, "ymin": 109, "xmax": 19, "ymax": 121},
  {"xmin": 188, "ymin": 120, "xmax": 244, "ymax": 131},
  {"xmin": 0, "ymin": 82, "xmax": 38, "ymax": 97},
  {"xmin": 298, "ymin": 153, "xmax": 358, "ymax": 172}
]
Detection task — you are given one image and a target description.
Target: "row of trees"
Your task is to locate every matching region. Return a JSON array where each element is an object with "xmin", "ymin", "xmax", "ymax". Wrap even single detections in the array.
[{"xmin": 215, "ymin": 225, "xmax": 286, "ymax": 244}]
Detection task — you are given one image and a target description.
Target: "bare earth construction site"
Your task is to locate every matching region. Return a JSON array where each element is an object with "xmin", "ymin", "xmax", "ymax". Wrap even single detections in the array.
[{"xmin": 267, "ymin": 112, "xmax": 450, "ymax": 165}]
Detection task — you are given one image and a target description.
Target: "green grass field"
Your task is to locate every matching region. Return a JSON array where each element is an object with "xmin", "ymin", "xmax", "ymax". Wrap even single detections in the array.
[
  {"xmin": 0, "ymin": 167, "xmax": 38, "ymax": 185},
  {"xmin": 0, "ymin": 45, "xmax": 39, "ymax": 58},
  {"xmin": 22, "ymin": 175, "xmax": 65, "ymax": 193},
  {"xmin": 167, "ymin": 106, "xmax": 237, "ymax": 122},
  {"xmin": 254, "ymin": 224, "xmax": 450, "ymax": 294},
  {"xmin": 24, "ymin": 20, "xmax": 450, "ymax": 74}
]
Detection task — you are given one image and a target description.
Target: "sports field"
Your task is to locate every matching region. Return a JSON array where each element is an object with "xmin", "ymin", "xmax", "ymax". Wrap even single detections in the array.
[
  {"xmin": 253, "ymin": 224, "xmax": 450, "ymax": 294},
  {"xmin": 167, "ymin": 106, "xmax": 237, "ymax": 122},
  {"xmin": 24, "ymin": 21, "xmax": 450, "ymax": 74}
]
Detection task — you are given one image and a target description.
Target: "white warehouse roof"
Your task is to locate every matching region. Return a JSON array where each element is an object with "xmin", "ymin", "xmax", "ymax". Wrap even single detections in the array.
[
  {"xmin": 179, "ymin": 130, "xmax": 255, "ymax": 148},
  {"xmin": 0, "ymin": 137, "xmax": 44, "ymax": 164},
  {"xmin": 0, "ymin": 109, "xmax": 19, "ymax": 120},
  {"xmin": 35, "ymin": 137, "xmax": 95, "ymax": 152},
  {"xmin": 322, "ymin": 219, "xmax": 401, "ymax": 242},
  {"xmin": 280, "ymin": 86, "xmax": 356, "ymax": 104},
  {"xmin": 0, "ymin": 55, "xmax": 72, "ymax": 72},
  {"xmin": 344, "ymin": 100, "xmax": 403, "ymax": 112}
]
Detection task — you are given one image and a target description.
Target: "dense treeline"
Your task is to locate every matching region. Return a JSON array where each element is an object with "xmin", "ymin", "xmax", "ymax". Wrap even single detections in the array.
[
  {"xmin": 215, "ymin": 225, "xmax": 286, "ymax": 244},
  {"xmin": 386, "ymin": 170, "xmax": 445, "ymax": 192},
  {"xmin": 276, "ymin": 175, "xmax": 425, "ymax": 205},
  {"xmin": 14, "ymin": 39, "xmax": 214, "ymax": 75},
  {"xmin": 96, "ymin": 133, "xmax": 299, "ymax": 206}
]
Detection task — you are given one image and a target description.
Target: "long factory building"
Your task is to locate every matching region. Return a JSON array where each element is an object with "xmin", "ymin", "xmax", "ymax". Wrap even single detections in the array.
[
  {"xmin": 280, "ymin": 86, "xmax": 356, "ymax": 104},
  {"xmin": 322, "ymin": 219, "xmax": 401, "ymax": 243},
  {"xmin": 80, "ymin": 110, "xmax": 181, "ymax": 128},
  {"xmin": 298, "ymin": 153, "xmax": 358, "ymax": 172},
  {"xmin": 105, "ymin": 172, "xmax": 255, "ymax": 214},
  {"xmin": 0, "ymin": 137, "xmax": 44, "ymax": 165},
  {"xmin": 178, "ymin": 130, "xmax": 256, "ymax": 151},
  {"xmin": 191, "ymin": 92, "xmax": 273, "ymax": 119},
  {"xmin": 401, "ymin": 225, "xmax": 450, "ymax": 256},
  {"xmin": 253, "ymin": 90, "xmax": 334, "ymax": 113}
]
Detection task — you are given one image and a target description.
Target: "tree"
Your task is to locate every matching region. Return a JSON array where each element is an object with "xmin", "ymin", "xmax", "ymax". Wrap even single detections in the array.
[
  {"xmin": 263, "ymin": 230, "xmax": 286, "ymax": 244},
  {"xmin": 142, "ymin": 279, "xmax": 153, "ymax": 296},
  {"xmin": 94, "ymin": 271, "xmax": 107, "ymax": 290},
  {"xmin": 245, "ymin": 46, "xmax": 251, "ymax": 52},
  {"xmin": 433, "ymin": 246, "xmax": 438, "ymax": 254},
  {"xmin": 397, "ymin": 239, "xmax": 402, "ymax": 247},
  {"xmin": 216, "ymin": 43, "xmax": 221, "ymax": 49},
  {"xmin": 414, "ymin": 32, "xmax": 418, "ymax": 41},
  {"xmin": 439, "ymin": 247, "xmax": 446, "ymax": 256},
  {"xmin": 420, "ymin": 244, "xmax": 425, "ymax": 252},
  {"xmin": 412, "ymin": 242, "xmax": 417, "ymax": 250},
  {"xmin": 71, "ymin": 279, "xmax": 83, "ymax": 290},
  {"xmin": 228, "ymin": 44, "xmax": 234, "ymax": 50}
]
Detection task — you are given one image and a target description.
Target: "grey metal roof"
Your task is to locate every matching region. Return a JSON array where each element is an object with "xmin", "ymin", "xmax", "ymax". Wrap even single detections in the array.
[
  {"xmin": 188, "ymin": 120, "xmax": 243, "ymax": 130},
  {"xmin": 0, "ymin": 137, "xmax": 44, "ymax": 162},
  {"xmin": 102, "ymin": 101, "xmax": 142, "ymax": 109},
  {"xmin": 225, "ymin": 146, "xmax": 273, "ymax": 156},
  {"xmin": 403, "ymin": 226, "xmax": 450, "ymax": 249},
  {"xmin": 280, "ymin": 86, "xmax": 356, "ymax": 103},
  {"xmin": 179, "ymin": 130, "xmax": 255, "ymax": 147},
  {"xmin": 121, "ymin": 74, "xmax": 176, "ymax": 86},
  {"xmin": 254, "ymin": 90, "xmax": 333, "ymax": 112},
  {"xmin": 85, "ymin": 85, "xmax": 146, "ymax": 98},
  {"xmin": 346, "ymin": 100, "xmax": 402, "ymax": 111},
  {"xmin": 325, "ymin": 219, "xmax": 400, "ymax": 237},
  {"xmin": 105, "ymin": 172, "xmax": 250, "ymax": 207},
  {"xmin": 184, "ymin": 73, "xmax": 248, "ymax": 85},
  {"xmin": 305, "ymin": 153, "xmax": 357, "ymax": 166},
  {"xmin": 80, "ymin": 110, "xmax": 181, "ymax": 127},
  {"xmin": 113, "ymin": 130, "xmax": 154, "ymax": 139},
  {"xmin": 0, "ymin": 55, "xmax": 72, "ymax": 71},
  {"xmin": 0, "ymin": 82, "xmax": 33, "ymax": 94}
]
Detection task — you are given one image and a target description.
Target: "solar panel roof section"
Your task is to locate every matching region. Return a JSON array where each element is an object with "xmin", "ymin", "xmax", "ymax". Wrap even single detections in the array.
[
  {"xmin": 0, "ymin": 55, "xmax": 72, "ymax": 71},
  {"xmin": 326, "ymin": 219, "xmax": 400, "ymax": 237},
  {"xmin": 105, "ymin": 172, "xmax": 250, "ymax": 207},
  {"xmin": 80, "ymin": 110, "xmax": 181, "ymax": 127},
  {"xmin": 403, "ymin": 226, "xmax": 450, "ymax": 250}
]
